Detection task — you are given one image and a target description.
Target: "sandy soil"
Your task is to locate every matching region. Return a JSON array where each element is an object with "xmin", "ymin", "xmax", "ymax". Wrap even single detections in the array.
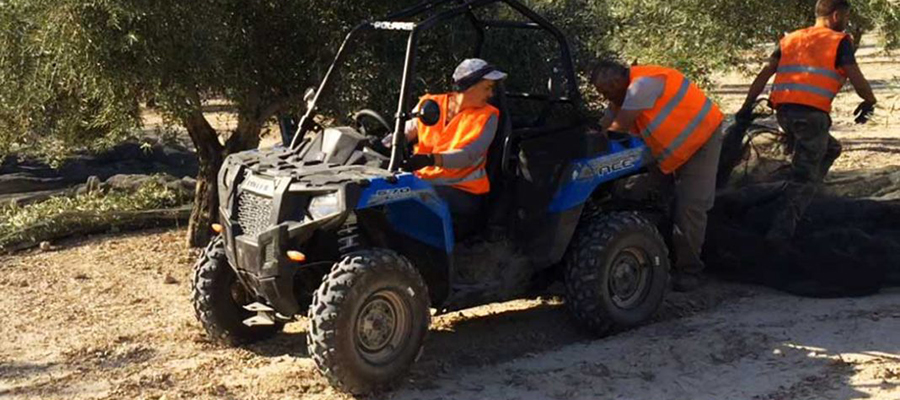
[
  {"xmin": 2, "ymin": 231, "xmax": 898, "ymax": 400},
  {"xmin": 1, "ymin": 37, "xmax": 898, "ymax": 400}
]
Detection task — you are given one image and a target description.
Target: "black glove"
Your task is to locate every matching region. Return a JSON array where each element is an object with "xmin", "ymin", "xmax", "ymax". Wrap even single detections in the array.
[
  {"xmin": 735, "ymin": 106, "xmax": 754, "ymax": 124},
  {"xmin": 402, "ymin": 154, "xmax": 435, "ymax": 171},
  {"xmin": 854, "ymin": 101, "xmax": 875, "ymax": 124}
]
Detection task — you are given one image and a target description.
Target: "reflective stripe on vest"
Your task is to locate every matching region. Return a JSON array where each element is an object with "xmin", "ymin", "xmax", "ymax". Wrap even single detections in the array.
[
  {"xmin": 640, "ymin": 78, "xmax": 691, "ymax": 139},
  {"xmin": 659, "ymin": 97, "xmax": 714, "ymax": 161},
  {"xmin": 630, "ymin": 66, "xmax": 723, "ymax": 174},
  {"xmin": 770, "ymin": 26, "xmax": 848, "ymax": 113},
  {"xmin": 772, "ymin": 83, "xmax": 838, "ymax": 100},
  {"xmin": 776, "ymin": 64, "xmax": 843, "ymax": 81},
  {"xmin": 413, "ymin": 94, "xmax": 496, "ymax": 194}
]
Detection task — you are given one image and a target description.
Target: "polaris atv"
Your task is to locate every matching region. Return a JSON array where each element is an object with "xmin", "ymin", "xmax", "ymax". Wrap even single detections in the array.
[{"xmin": 191, "ymin": 0, "xmax": 671, "ymax": 393}]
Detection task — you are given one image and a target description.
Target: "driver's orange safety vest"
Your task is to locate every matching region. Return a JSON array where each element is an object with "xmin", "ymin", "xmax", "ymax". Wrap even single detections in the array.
[
  {"xmin": 770, "ymin": 26, "xmax": 849, "ymax": 113},
  {"xmin": 629, "ymin": 65, "xmax": 724, "ymax": 174},
  {"xmin": 414, "ymin": 94, "xmax": 497, "ymax": 194}
]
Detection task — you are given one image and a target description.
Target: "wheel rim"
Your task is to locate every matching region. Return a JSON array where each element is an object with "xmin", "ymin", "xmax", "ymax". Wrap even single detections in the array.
[
  {"xmin": 355, "ymin": 289, "xmax": 410, "ymax": 365},
  {"xmin": 608, "ymin": 247, "xmax": 652, "ymax": 309}
]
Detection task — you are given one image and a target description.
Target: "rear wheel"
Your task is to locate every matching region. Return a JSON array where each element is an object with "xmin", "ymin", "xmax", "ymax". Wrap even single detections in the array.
[
  {"xmin": 191, "ymin": 236, "xmax": 283, "ymax": 346},
  {"xmin": 307, "ymin": 248, "xmax": 430, "ymax": 394},
  {"xmin": 564, "ymin": 212, "xmax": 669, "ymax": 335}
]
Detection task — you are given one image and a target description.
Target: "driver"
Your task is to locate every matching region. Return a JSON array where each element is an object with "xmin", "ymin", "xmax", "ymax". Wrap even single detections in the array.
[{"xmin": 398, "ymin": 58, "xmax": 507, "ymax": 237}]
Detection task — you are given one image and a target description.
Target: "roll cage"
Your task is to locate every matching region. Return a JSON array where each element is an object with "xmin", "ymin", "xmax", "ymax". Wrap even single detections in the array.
[{"xmin": 289, "ymin": 0, "xmax": 583, "ymax": 172}]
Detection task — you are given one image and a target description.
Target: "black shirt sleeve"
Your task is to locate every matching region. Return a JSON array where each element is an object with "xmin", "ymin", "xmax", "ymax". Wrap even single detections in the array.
[
  {"xmin": 835, "ymin": 36, "xmax": 857, "ymax": 68},
  {"xmin": 770, "ymin": 44, "xmax": 781, "ymax": 62}
]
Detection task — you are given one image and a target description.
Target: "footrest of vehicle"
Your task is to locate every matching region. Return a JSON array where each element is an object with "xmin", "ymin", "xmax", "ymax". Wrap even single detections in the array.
[
  {"xmin": 243, "ymin": 313, "xmax": 275, "ymax": 327},
  {"xmin": 243, "ymin": 302, "xmax": 275, "ymax": 313}
]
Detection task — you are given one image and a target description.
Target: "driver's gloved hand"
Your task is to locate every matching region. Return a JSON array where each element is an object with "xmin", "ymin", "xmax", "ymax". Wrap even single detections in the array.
[
  {"xmin": 402, "ymin": 154, "xmax": 435, "ymax": 171},
  {"xmin": 735, "ymin": 106, "xmax": 754, "ymax": 124},
  {"xmin": 381, "ymin": 134, "xmax": 393, "ymax": 148},
  {"xmin": 854, "ymin": 101, "xmax": 875, "ymax": 124}
]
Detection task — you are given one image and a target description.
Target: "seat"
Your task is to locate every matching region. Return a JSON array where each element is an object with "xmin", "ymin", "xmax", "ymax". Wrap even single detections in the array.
[
  {"xmin": 482, "ymin": 82, "xmax": 515, "ymax": 236},
  {"xmin": 486, "ymin": 82, "xmax": 513, "ymax": 184}
]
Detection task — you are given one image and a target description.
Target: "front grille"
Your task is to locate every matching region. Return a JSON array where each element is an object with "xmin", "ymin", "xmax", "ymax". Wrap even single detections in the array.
[{"xmin": 237, "ymin": 190, "xmax": 273, "ymax": 236}]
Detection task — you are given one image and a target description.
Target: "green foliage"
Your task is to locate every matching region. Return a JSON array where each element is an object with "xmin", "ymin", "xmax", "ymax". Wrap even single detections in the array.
[
  {"xmin": 0, "ymin": 178, "xmax": 190, "ymax": 249},
  {"xmin": 1, "ymin": 0, "xmax": 897, "ymax": 159},
  {"xmin": 0, "ymin": 0, "xmax": 417, "ymax": 162},
  {"xmin": 850, "ymin": 0, "xmax": 900, "ymax": 48},
  {"xmin": 0, "ymin": 0, "xmax": 141, "ymax": 163},
  {"xmin": 603, "ymin": 0, "xmax": 900, "ymax": 83}
]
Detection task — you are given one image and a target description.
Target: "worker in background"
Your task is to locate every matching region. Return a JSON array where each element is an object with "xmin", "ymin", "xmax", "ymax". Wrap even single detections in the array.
[
  {"xmin": 738, "ymin": 0, "xmax": 877, "ymax": 242},
  {"xmin": 590, "ymin": 60, "xmax": 724, "ymax": 292}
]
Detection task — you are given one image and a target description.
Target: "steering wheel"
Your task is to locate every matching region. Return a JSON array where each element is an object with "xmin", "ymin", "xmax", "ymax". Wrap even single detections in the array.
[
  {"xmin": 352, "ymin": 109, "xmax": 392, "ymax": 137},
  {"xmin": 352, "ymin": 109, "xmax": 394, "ymax": 158}
]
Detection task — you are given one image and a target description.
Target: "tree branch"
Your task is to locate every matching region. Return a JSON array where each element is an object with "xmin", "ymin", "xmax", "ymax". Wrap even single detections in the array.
[{"xmin": 183, "ymin": 89, "xmax": 223, "ymax": 158}]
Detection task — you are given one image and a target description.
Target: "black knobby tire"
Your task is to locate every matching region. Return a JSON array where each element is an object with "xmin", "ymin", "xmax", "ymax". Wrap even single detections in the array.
[
  {"xmin": 564, "ymin": 211, "xmax": 670, "ymax": 335},
  {"xmin": 191, "ymin": 236, "xmax": 283, "ymax": 346},
  {"xmin": 307, "ymin": 248, "xmax": 430, "ymax": 394}
]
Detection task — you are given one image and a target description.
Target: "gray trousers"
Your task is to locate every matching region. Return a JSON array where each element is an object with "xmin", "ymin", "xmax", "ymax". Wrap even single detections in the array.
[
  {"xmin": 668, "ymin": 125, "xmax": 724, "ymax": 274},
  {"xmin": 434, "ymin": 186, "xmax": 484, "ymax": 240},
  {"xmin": 767, "ymin": 107, "xmax": 840, "ymax": 240}
]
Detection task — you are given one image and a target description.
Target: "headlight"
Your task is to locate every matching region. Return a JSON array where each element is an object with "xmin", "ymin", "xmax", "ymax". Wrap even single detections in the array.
[{"xmin": 308, "ymin": 192, "xmax": 341, "ymax": 220}]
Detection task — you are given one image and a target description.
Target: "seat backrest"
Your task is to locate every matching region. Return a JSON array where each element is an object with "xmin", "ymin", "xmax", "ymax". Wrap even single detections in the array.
[
  {"xmin": 486, "ymin": 82, "xmax": 513, "ymax": 185},
  {"xmin": 482, "ymin": 82, "xmax": 515, "ymax": 231}
]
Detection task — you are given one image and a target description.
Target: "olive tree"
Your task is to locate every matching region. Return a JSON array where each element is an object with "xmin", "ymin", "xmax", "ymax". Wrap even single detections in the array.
[
  {"xmin": 1, "ymin": 0, "xmax": 896, "ymax": 248},
  {"xmin": 0, "ymin": 0, "xmax": 415, "ymax": 246},
  {"xmin": 603, "ymin": 0, "xmax": 900, "ymax": 82}
]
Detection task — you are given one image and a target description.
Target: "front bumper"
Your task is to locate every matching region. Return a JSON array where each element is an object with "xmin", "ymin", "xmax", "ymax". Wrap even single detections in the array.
[
  {"xmin": 224, "ymin": 221, "xmax": 300, "ymax": 315},
  {"xmin": 213, "ymin": 149, "xmax": 391, "ymax": 316},
  {"xmin": 218, "ymin": 177, "xmax": 348, "ymax": 317}
]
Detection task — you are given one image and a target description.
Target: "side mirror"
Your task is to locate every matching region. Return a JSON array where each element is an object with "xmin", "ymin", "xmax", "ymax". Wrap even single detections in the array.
[
  {"xmin": 417, "ymin": 99, "xmax": 441, "ymax": 126},
  {"xmin": 303, "ymin": 87, "xmax": 316, "ymax": 110}
]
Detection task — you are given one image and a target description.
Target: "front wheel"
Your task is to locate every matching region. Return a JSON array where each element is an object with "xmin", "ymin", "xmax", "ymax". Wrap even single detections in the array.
[
  {"xmin": 191, "ymin": 236, "xmax": 283, "ymax": 346},
  {"xmin": 564, "ymin": 212, "xmax": 670, "ymax": 335},
  {"xmin": 307, "ymin": 249, "xmax": 430, "ymax": 394}
]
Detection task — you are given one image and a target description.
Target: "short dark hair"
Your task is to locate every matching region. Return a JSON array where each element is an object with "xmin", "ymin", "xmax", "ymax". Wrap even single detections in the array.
[
  {"xmin": 816, "ymin": 0, "xmax": 851, "ymax": 17},
  {"xmin": 589, "ymin": 59, "xmax": 629, "ymax": 86}
]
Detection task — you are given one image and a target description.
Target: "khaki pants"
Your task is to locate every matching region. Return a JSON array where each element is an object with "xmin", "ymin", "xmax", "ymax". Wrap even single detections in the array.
[{"xmin": 668, "ymin": 125, "xmax": 724, "ymax": 273}]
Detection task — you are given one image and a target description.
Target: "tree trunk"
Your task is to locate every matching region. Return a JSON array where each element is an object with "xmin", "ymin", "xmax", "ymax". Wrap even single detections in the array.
[
  {"xmin": 185, "ymin": 111, "xmax": 224, "ymax": 247},
  {"xmin": 183, "ymin": 90, "xmax": 285, "ymax": 247},
  {"xmin": 226, "ymin": 114, "xmax": 262, "ymax": 154}
]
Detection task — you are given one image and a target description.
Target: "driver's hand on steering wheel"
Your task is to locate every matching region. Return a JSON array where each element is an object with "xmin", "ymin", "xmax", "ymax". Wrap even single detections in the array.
[{"xmin": 381, "ymin": 134, "xmax": 393, "ymax": 148}]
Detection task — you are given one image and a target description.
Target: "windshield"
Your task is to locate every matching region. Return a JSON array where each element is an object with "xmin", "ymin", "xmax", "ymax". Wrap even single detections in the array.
[{"xmin": 310, "ymin": 21, "xmax": 480, "ymax": 135}]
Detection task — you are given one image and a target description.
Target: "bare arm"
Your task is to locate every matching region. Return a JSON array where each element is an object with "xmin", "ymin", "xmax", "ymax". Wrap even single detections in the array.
[
  {"xmin": 404, "ymin": 119, "xmax": 418, "ymax": 142},
  {"xmin": 741, "ymin": 58, "xmax": 778, "ymax": 110},
  {"xmin": 598, "ymin": 107, "xmax": 615, "ymax": 131},
  {"xmin": 609, "ymin": 108, "xmax": 641, "ymax": 134},
  {"xmin": 602, "ymin": 76, "xmax": 666, "ymax": 134},
  {"xmin": 842, "ymin": 63, "xmax": 877, "ymax": 105},
  {"xmin": 600, "ymin": 103, "xmax": 639, "ymax": 133}
]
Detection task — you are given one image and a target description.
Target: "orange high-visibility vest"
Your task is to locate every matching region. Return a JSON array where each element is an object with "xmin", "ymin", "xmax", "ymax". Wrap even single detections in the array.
[
  {"xmin": 770, "ymin": 26, "xmax": 849, "ymax": 113},
  {"xmin": 629, "ymin": 66, "xmax": 724, "ymax": 174},
  {"xmin": 414, "ymin": 94, "xmax": 497, "ymax": 194}
]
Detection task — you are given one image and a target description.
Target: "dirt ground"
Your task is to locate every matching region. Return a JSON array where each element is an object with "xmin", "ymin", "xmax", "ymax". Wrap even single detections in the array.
[{"xmin": 1, "ymin": 39, "xmax": 898, "ymax": 400}]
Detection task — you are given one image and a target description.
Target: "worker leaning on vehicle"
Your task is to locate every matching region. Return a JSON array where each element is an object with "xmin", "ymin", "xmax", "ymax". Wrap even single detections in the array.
[
  {"xmin": 738, "ymin": 0, "xmax": 877, "ymax": 242},
  {"xmin": 590, "ymin": 60, "xmax": 725, "ymax": 292}
]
